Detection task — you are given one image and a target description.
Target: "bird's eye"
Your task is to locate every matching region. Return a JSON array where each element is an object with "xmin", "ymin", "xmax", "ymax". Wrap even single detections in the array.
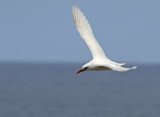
[{"xmin": 84, "ymin": 67, "xmax": 88, "ymax": 70}]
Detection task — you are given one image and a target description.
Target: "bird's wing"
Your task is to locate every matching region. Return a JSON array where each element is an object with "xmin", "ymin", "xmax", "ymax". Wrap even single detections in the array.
[
  {"xmin": 72, "ymin": 6, "xmax": 106, "ymax": 59},
  {"xmin": 72, "ymin": 6, "xmax": 126, "ymax": 66}
]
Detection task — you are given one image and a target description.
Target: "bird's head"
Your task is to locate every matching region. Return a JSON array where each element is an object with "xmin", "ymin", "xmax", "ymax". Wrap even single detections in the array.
[{"xmin": 76, "ymin": 65, "xmax": 89, "ymax": 74}]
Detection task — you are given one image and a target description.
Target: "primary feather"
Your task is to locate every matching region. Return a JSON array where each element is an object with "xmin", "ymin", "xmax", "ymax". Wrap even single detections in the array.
[
  {"xmin": 72, "ymin": 6, "xmax": 105, "ymax": 59},
  {"xmin": 72, "ymin": 6, "xmax": 125, "ymax": 66}
]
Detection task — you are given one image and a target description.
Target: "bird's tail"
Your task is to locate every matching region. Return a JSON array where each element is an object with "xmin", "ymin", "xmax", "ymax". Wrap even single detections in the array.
[
  {"xmin": 112, "ymin": 65, "xmax": 137, "ymax": 72},
  {"xmin": 131, "ymin": 66, "xmax": 137, "ymax": 69}
]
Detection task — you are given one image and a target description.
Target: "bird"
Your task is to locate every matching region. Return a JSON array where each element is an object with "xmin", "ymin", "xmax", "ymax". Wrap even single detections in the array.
[{"xmin": 72, "ymin": 6, "xmax": 137, "ymax": 74}]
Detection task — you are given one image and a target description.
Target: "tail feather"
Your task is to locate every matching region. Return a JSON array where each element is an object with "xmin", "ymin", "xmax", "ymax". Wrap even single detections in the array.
[
  {"xmin": 131, "ymin": 66, "xmax": 137, "ymax": 70},
  {"xmin": 112, "ymin": 65, "xmax": 137, "ymax": 72},
  {"xmin": 113, "ymin": 62, "xmax": 126, "ymax": 66}
]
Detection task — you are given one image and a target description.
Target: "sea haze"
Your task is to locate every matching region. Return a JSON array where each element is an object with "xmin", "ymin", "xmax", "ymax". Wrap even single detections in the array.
[{"xmin": 0, "ymin": 62, "xmax": 160, "ymax": 117}]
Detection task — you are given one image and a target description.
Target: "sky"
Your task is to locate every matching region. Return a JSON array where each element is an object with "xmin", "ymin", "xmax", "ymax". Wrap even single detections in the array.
[{"xmin": 0, "ymin": 0, "xmax": 160, "ymax": 63}]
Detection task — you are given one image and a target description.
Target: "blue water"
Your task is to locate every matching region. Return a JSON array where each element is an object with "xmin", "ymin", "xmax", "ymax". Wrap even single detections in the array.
[{"xmin": 0, "ymin": 63, "xmax": 160, "ymax": 117}]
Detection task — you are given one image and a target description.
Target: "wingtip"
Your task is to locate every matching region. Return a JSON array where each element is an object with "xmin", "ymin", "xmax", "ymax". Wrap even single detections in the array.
[
  {"xmin": 72, "ymin": 5, "xmax": 78, "ymax": 10},
  {"xmin": 72, "ymin": 5, "xmax": 76, "ymax": 7},
  {"xmin": 72, "ymin": 5, "xmax": 76, "ymax": 9},
  {"xmin": 72, "ymin": 5, "xmax": 79, "ymax": 15}
]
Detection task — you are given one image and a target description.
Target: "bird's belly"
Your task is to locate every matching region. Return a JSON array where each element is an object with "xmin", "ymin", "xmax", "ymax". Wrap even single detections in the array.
[{"xmin": 92, "ymin": 66, "xmax": 111, "ymax": 71}]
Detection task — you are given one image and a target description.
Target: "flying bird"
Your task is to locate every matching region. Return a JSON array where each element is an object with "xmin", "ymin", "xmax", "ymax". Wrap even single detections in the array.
[{"xmin": 72, "ymin": 6, "xmax": 137, "ymax": 74}]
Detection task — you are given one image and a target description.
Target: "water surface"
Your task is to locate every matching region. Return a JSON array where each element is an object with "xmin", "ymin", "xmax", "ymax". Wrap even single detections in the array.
[{"xmin": 0, "ymin": 63, "xmax": 160, "ymax": 117}]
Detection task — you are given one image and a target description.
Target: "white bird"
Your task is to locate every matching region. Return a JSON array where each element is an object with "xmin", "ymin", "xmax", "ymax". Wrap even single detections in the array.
[{"xmin": 72, "ymin": 6, "xmax": 137, "ymax": 74}]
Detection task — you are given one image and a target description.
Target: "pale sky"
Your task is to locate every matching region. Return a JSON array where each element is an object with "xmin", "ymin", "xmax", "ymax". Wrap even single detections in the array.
[{"xmin": 0, "ymin": 0, "xmax": 160, "ymax": 63}]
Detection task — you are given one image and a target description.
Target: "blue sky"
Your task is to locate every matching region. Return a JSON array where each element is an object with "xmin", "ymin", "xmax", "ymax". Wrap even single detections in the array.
[{"xmin": 0, "ymin": 0, "xmax": 160, "ymax": 63}]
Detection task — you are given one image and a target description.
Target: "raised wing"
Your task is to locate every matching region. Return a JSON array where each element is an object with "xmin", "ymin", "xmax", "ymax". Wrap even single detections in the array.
[
  {"xmin": 72, "ymin": 6, "xmax": 125, "ymax": 66},
  {"xmin": 72, "ymin": 6, "xmax": 106, "ymax": 59}
]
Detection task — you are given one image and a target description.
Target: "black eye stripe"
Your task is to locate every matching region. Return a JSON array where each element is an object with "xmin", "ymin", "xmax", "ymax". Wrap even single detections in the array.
[{"xmin": 84, "ymin": 67, "xmax": 88, "ymax": 70}]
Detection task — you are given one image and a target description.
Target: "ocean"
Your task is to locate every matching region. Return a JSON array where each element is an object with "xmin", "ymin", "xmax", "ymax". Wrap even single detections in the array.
[{"xmin": 0, "ymin": 62, "xmax": 160, "ymax": 117}]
